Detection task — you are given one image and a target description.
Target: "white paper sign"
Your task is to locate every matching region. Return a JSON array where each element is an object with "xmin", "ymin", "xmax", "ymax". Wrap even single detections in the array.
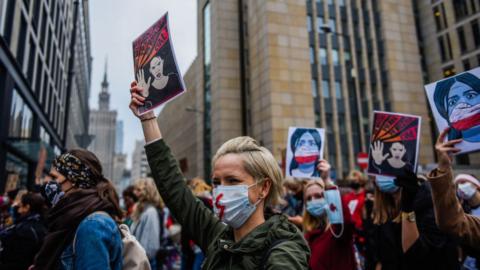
[
  {"xmin": 425, "ymin": 67, "xmax": 480, "ymax": 154},
  {"xmin": 285, "ymin": 127, "xmax": 325, "ymax": 179}
]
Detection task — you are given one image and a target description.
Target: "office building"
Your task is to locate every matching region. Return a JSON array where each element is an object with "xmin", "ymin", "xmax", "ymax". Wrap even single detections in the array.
[
  {"xmin": 415, "ymin": 0, "xmax": 480, "ymax": 169},
  {"xmin": 0, "ymin": 0, "xmax": 92, "ymax": 191},
  {"xmin": 159, "ymin": 0, "xmax": 438, "ymax": 179},
  {"xmin": 115, "ymin": 120, "xmax": 124, "ymax": 154},
  {"xmin": 131, "ymin": 140, "xmax": 150, "ymax": 181}
]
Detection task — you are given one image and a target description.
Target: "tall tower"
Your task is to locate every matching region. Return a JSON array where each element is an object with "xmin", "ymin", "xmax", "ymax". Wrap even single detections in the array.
[
  {"xmin": 99, "ymin": 58, "xmax": 110, "ymax": 111},
  {"xmin": 89, "ymin": 56, "xmax": 117, "ymax": 180}
]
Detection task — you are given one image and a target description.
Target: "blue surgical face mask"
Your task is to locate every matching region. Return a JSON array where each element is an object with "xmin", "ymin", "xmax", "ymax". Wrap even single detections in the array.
[
  {"xmin": 375, "ymin": 176, "xmax": 399, "ymax": 194},
  {"xmin": 306, "ymin": 198, "xmax": 327, "ymax": 217},
  {"xmin": 212, "ymin": 183, "xmax": 261, "ymax": 229}
]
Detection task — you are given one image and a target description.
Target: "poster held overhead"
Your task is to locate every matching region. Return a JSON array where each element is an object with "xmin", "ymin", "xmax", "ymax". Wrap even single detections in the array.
[
  {"xmin": 367, "ymin": 111, "xmax": 421, "ymax": 178},
  {"xmin": 285, "ymin": 127, "xmax": 325, "ymax": 179},
  {"xmin": 132, "ymin": 13, "xmax": 186, "ymax": 115},
  {"xmin": 425, "ymin": 67, "xmax": 480, "ymax": 154}
]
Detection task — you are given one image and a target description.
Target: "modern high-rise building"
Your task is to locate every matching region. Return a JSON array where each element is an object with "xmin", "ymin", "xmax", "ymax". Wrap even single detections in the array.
[
  {"xmin": 159, "ymin": 0, "xmax": 438, "ymax": 179},
  {"xmin": 88, "ymin": 63, "xmax": 116, "ymax": 180},
  {"xmin": 131, "ymin": 140, "xmax": 150, "ymax": 181},
  {"xmin": 0, "ymin": 0, "xmax": 92, "ymax": 191},
  {"xmin": 415, "ymin": 0, "xmax": 480, "ymax": 170},
  {"xmin": 115, "ymin": 120, "xmax": 124, "ymax": 154}
]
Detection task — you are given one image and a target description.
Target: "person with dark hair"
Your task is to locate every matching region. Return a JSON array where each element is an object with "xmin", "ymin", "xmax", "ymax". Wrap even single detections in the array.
[
  {"xmin": 433, "ymin": 71, "xmax": 480, "ymax": 141},
  {"xmin": 30, "ymin": 149, "xmax": 124, "ymax": 270},
  {"xmin": 370, "ymin": 141, "xmax": 413, "ymax": 176},
  {"xmin": 289, "ymin": 128, "xmax": 323, "ymax": 178},
  {"xmin": 122, "ymin": 185, "xmax": 138, "ymax": 227},
  {"xmin": 0, "ymin": 193, "xmax": 47, "ymax": 270}
]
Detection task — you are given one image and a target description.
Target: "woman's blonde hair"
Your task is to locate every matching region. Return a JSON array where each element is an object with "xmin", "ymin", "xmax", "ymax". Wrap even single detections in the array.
[
  {"xmin": 372, "ymin": 185, "xmax": 401, "ymax": 225},
  {"xmin": 302, "ymin": 180, "xmax": 328, "ymax": 233},
  {"xmin": 212, "ymin": 136, "xmax": 284, "ymax": 206},
  {"xmin": 132, "ymin": 177, "xmax": 164, "ymax": 221}
]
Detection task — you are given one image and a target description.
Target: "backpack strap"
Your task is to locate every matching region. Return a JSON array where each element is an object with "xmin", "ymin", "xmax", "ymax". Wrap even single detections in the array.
[{"xmin": 261, "ymin": 239, "xmax": 289, "ymax": 269}]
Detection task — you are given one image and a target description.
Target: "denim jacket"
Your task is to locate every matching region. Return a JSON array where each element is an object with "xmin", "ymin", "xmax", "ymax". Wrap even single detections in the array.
[{"xmin": 59, "ymin": 212, "xmax": 122, "ymax": 270}]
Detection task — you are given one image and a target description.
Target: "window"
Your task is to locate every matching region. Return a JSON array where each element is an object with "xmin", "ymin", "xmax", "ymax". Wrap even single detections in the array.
[
  {"xmin": 40, "ymin": 7, "xmax": 48, "ymax": 51},
  {"xmin": 457, "ymin": 26, "xmax": 467, "ymax": 53},
  {"xmin": 453, "ymin": 0, "xmax": 471, "ymax": 21},
  {"xmin": 311, "ymin": 79, "xmax": 318, "ymax": 97},
  {"xmin": 27, "ymin": 36, "xmax": 36, "ymax": 84},
  {"xmin": 8, "ymin": 89, "xmax": 33, "ymax": 138},
  {"xmin": 3, "ymin": 0, "xmax": 16, "ymax": 45},
  {"xmin": 319, "ymin": 48, "xmax": 327, "ymax": 65},
  {"xmin": 463, "ymin": 59, "xmax": 471, "ymax": 70},
  {"xmin": 332, "ymin": 49, "xmax": 339, "ymax": 65},
  {"xmin": 472, "ymin": 20, "xmax": 480, "ymax": 48},
  {"xmin": 443, "ymin": 65, "xmax": 455, "ymax": 77},
  {"xmin": 328, "ymin": 18, "xmax": 336, "ymax": 32},
  {"xmin": 335, "ymin": 81, "xmax": 342, "ymax": 99},
  {"xmin": 432, "ymin": 4, "xmax": 448, "ymax": 31},
  {"xmin": 307, "ymin": 16, "xmax": 312, "ymax": 32},
  {"xmin": 322, "ymin": 80, "xmax": 330, "ymax": 98},
  {"xmin": 317, "ymin": 16, "xmax": 324, "ymax": 33},
  {"xmin": 438, "ymin": 34, "xmax": 453, "ymax": 62},
  {"xmin": 310, "ymin": 47, "xmax": 315, "ymax": 64},
  {"xmin": 16, "ymin": 15, "xmax": 28, "ymax": 68}
]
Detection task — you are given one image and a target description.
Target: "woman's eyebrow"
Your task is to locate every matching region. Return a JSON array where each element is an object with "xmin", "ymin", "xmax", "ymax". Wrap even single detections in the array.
[{"xmin": 462, "ymin": 89, "xmax": 476, "ymax": 95}]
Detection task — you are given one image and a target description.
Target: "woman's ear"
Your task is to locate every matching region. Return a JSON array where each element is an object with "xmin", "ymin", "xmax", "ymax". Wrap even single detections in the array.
[{"xmin": 260, "ymin": 178, "xmax": 272, "ymax": 199}]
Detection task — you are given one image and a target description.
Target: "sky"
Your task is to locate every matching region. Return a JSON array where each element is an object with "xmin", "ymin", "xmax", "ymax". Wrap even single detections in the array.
[{"xmin": 89, "ymin": 0, "xmax": 198, "ymax": 169}]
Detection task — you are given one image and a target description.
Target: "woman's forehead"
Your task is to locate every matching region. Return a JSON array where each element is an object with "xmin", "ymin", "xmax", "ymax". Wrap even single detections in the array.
[{"xmin": 213, "ymin": 154, "xmax": 249, "ymax": 177}]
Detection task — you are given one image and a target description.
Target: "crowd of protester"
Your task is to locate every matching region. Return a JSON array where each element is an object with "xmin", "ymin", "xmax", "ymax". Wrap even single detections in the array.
[{"xmin": 0, "ymin": 82, "xmax": 478, "ymax": 269}]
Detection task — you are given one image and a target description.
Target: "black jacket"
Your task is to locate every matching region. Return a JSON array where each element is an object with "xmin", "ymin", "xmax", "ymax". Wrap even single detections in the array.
[
  {"xmin": 369, "ymin": 182, "xmax": 460, "ymax": 270},
  {"xmin": 0, "ymin": 214, "xmax": 47, "ymax": 270}
]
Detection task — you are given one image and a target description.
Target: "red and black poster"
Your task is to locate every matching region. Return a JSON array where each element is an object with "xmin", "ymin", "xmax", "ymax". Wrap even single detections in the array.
[
  {"xmin": 367, "ymin": 111, "xmax": 422, "ymax": 177},
  {"xmin": 132, "ymin": 13, "xmax": 186, "ymax": 115}
]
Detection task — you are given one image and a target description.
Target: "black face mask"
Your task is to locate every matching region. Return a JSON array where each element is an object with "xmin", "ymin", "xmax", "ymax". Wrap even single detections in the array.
[{"xmin": 350, "ymin": 182, "xmax": 361, "ymax": 190}]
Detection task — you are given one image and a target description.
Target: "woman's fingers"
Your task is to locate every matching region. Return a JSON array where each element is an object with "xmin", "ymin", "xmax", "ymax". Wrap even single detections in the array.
[
  {"xmin": 131, "ymin": 97, "xmax": 144, "ymax": 106},
  {"xmin": 131, "ymin": 81, "xmax": 137, "ymax": 88},
  {"xmin": 436, "ymin": 127, "xmax": 450, "ymax": 145},
  {"xmin": 130, "ymin": 85, "xmax": 144, "ymax": 95},
  {"xmin": 132, "ymin": 93, "xmax": 145, "ymax": 101},
  {"xmin": 442, "ymin": 138, "xmax": 463, "ymax": 147}
]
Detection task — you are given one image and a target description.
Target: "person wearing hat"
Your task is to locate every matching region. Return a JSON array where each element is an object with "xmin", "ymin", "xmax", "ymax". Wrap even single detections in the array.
[
  {"xmin": 30, "ymin": 149, "xmax": 124, "ymax": 270},
  {"xmin": 455, "ymin": 174, "xmax": 480, "ymax": 216}
]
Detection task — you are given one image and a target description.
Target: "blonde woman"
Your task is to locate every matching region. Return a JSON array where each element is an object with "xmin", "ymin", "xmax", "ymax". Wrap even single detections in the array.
[
  {"xmin": 302, "ymin": 177, "xmax": 356, "ymax": 270},
  {"xmin": 128, "ymin": 81, "xmax": 310, "ymax": 269},
  {"xmin": 131, "ymin": 177, "xmax": 164, "ymax": 269}
]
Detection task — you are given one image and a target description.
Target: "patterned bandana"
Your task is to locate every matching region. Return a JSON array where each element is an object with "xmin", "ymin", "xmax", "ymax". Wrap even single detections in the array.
[{"xmin": 52, "ymin": 153, "xmax": 97, "ymax": 189}]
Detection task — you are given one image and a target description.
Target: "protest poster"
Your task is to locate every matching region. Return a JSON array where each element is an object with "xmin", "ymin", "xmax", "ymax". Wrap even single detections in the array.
[
  {"xmin": 286, "ymin": 127, "xmax": 325, "ymax": 179},
  {"xmin": 425, "ymin": 67, "xmax": 480, "ymax": 154},
  {"xmin": 132, "ymin": 13, "xmax": 186, "ymax": 115},
  {"xmin": 367, "ymin": 111, "xmax": 421, "ymax": 177}
]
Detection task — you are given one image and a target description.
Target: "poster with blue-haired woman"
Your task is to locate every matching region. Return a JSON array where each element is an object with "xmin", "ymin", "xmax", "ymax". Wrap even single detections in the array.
[
  {"xmin": 425, "ymin": 67, "xmax": 480, "ymax": 154},
  {"xmin": 285, "ymin": 127, "xmax": 325, "ymax": 178}
]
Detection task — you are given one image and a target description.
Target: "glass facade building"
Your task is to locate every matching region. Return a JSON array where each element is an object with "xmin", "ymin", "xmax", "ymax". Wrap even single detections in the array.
[{"xmin": 0, "ymin": 0, "xmax": 92, "ymax": 191}]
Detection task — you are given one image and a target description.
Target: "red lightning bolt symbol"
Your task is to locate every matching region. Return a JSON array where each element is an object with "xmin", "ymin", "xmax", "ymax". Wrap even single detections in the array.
[{"xmin": 215, "ymin": 193, "xmax": 225, "ymax": 220}]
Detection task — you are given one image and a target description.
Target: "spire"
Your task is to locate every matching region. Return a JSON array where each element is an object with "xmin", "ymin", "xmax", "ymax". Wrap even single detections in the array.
[
  {"xmin": 101, "ymin": 56, "xmax": 109, "ymax": 91},
  {"xmin": 99, "ymin": 56, "xmax": 110, "ymax": 110}
]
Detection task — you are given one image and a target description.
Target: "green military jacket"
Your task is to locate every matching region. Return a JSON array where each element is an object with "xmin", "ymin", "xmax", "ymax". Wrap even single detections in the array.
[{"xmin": 145, "ymin": 139, "xmax": 310, "ymax": 269}]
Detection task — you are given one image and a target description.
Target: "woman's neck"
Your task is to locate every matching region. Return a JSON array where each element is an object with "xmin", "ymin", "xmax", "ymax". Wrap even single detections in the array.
[{"xmin": 233, "ymin": 207, "xmax": 265, "ymax": 242}]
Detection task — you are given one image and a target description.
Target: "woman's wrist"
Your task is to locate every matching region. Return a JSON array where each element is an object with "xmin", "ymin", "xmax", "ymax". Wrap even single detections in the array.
[{"xmin": 141, "ymin": 114, "xmax": 162, "ymax": 143}]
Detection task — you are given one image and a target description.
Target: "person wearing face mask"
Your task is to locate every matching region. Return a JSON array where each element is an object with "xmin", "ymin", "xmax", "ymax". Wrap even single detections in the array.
[
  {"xmin": 368, "ymin": 169, "xmax": 460, "ymax": 270},
  {"xmin": 30, "ymin": 149, "xmax": 124, "ymax": 270},
  {"xmin": 342, "ymin": 170, "xmax": 368, "ymax": 268},
  {"xmin": 129, "ymin": 82, "xmax": 310, "ymax": 269},
  {"xmin": 0, "ymin": 193, "xmax": 47, "ymax": 270},
  {"xmin": 303, "ymin": 177, "xmax": 356, "ymax": 270},
  {"xmin": 428, "ymin": 128, "xmax": 480, "ymax": 270}
]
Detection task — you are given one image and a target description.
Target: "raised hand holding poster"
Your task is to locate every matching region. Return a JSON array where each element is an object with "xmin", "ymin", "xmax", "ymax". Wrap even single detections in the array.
[
  {"xmin": 425, "ymin": 67, "xmax": 480, "ymax": 154},
  {"xmin": 286, "ymin": 127, "xmax": 325, "ymax": 179},
  {"xmin": 367, "ymin": 111, "xmax": 421, "ymax": 177},
  {"xmin": 132, "ymin": 13, "xmax": 186, "ymax": 115}
]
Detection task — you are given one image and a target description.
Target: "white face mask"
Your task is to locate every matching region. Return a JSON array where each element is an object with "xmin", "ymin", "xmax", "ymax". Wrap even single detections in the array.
[
  {"xmin": 212, "ymin": 183, "xmax": 262, "ymax": 229},
  {"xmin": 457, "ymin": 182, "xmax": 478, "ymax": 200}
]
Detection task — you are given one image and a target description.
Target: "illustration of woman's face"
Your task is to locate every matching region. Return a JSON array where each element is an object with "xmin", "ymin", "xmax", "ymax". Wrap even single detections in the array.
[
  {"xmin": 389, "ymin": 142, "xmax": 406, "ymax": 160},
  {"xmin": 149, "ymin": 56, "xmax": 164, "ymax": 79},
  {"xmin": 294, "ymin": 132, "xmax": 319, "ymax": 165},
  {"xmin": 447, "ymin": 81, "xmax": 480, "ymax": 131}
]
